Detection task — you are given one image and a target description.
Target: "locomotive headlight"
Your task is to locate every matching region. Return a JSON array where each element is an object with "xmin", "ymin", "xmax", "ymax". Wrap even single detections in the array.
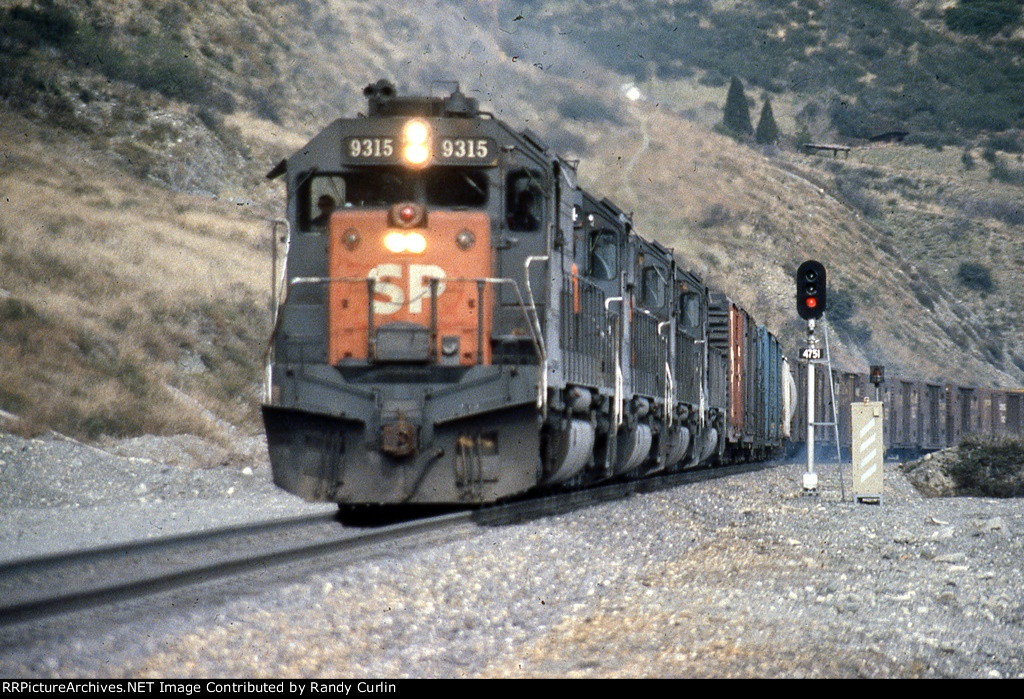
[
  {"xmin": 404, "ymin": 119, "xmax": 429, "ymax": 144},
  {"xmin": 384, "ymin": 231, "xmax": 409, "ymax": 253},
  {"xmin": 383, "ymin": 231, "xmax": 427, "ymax": 254},
  {"xmin": 402, "ymin": 119, "xmax": 431, "ymax": 167},
  {"xmin": 405, "ymin": 232, "xmax": 427, "ymax": 253},
  {"xmin": 404, "ymin": 143, "xmax": 429, "ymax": 166}
]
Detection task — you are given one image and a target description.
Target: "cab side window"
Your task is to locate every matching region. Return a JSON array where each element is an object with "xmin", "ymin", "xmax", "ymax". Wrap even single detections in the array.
[
  {"xmin": 680, "ymin": 292, "xmax": 701, "ymax": 332},
  {"xmin": 506, "ymin": 169, "xmax": 544, "ymax": 232},
  {"xmin": 588, "ymin": 230, "xmax": 617, "ymax": 280},
  {"xmin": 641, "ymin": 266, "xmax": 665, "ymax": 309},
  {"xmin": 298, "ymin": 174, "xmax": 346, "ymax": 232}
]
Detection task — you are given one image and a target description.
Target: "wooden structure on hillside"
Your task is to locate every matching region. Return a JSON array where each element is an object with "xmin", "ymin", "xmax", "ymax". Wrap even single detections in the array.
[{"xmin": 803, "ymin": 143, "xmax": 851, "ymax": 158}]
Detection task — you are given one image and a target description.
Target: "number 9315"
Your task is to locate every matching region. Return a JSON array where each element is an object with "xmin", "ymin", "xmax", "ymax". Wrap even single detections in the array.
[{"xmin": 440, "ymin": 138, "xmax": 489, "ymax": 159}]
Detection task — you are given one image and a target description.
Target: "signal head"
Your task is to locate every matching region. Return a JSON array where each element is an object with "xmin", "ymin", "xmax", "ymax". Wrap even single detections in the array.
[
  {"xmin": 869, "ymin": 365, "xmax": 885, "ymax": 386},
  {"xmin": 796, "ymin": 260, "xmax": 826, "ymax": 320}
]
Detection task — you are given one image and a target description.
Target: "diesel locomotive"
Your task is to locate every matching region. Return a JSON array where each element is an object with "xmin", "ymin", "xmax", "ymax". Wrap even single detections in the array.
[{"xmin": 261, "ymin": 80, "xmax": 793, "ymax": 506}]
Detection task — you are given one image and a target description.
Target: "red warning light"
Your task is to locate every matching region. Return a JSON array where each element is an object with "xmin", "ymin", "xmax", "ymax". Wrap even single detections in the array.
[
  {"xmin": 806, "ymin": 297, "xmax": 817, "ymax": 309},
  {"xmin": 390, "ymin": 202, "xmax": 425, "ymax": 228}
]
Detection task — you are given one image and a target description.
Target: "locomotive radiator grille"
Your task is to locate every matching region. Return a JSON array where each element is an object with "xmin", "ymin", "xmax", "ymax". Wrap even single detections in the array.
[{"xmin": 561, "ymin": 276, "xmax": 614, "ymax": 387}]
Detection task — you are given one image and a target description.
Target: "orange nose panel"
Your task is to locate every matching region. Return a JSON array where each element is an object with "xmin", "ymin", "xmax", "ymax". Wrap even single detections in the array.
[{"xmin": 327, "ymin": 210, "xmax": 492, "ymax": 365}]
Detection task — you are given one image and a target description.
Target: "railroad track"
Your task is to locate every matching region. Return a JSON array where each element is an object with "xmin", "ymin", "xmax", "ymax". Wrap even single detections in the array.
[
  {"xmin": 0, "ymin": 511, "xmax": 474, "ymax": 627},
  {"xmin": 0, "ymin": 460, "xmax": 776, "ymax": 627}
]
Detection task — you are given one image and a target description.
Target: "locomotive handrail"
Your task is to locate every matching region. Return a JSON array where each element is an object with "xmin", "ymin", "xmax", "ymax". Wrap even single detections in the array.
[
  {"xmin": 442, "ymin": 277, "xmax": 546, "ymax": 376},
  {"xmin": 659, "ymin": 319, "xmax": 674, "ymax": 427},
  {"xmin": 263, "ymin": 219, "xmax": 291, "ymax": 404},
  {"xmin": 524, "ymin": 256, "xmax": 550, "ymax": 416},
  {"xmin": 523, "ymin": 256, "xmax": 549, "ymax": 360},
  {"xmin": 267, "ymin": 275, "xmax": 545, "ymax": 379},
  {"xmin": 606, "ymin": 294, "xmax": 622, "ymax": 425}
]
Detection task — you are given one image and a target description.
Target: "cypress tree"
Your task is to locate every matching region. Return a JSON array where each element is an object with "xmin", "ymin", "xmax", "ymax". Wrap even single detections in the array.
[
  {"xmin": 755, "ymin": 98, "xmax": 779, "ymax": 145},
  {"xmin": 723, "ymin": 77, "xmax": 753, "ymax": 136}
]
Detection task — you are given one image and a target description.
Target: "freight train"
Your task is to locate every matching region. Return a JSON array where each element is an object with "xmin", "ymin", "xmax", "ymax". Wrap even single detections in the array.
[
  {"xmin": 798, "ymin": 365, "xmax": 1024, "ymax": 460},
  {"xmin": 260, "ymin": 80, "xmax": 1018, "ymax": 507},
  {"xmin": 261, "ymin": 80, "xmax": 793, "ymax": 506}
]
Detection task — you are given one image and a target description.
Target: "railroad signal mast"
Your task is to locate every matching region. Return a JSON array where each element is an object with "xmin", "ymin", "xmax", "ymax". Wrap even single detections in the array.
[
  {"xmin": 796, "ymin": 260, "xmax": 836, "ymax": 493},
  {"xmin": 797, "ymin": 260, "xmax": 826, "ymax": 321}
]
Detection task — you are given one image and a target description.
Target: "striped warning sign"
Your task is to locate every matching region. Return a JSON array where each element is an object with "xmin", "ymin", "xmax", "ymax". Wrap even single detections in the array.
[{"xmin": 852, "ymin": 401, "xmax": 884, "ymax": 503}]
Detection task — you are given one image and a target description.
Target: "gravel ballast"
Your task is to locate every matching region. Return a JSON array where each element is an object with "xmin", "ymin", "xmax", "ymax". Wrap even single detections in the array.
[
  {"xmin": 0, "ymin": 432, "xmax": 334, "ymax": 561},
  {"xmin": 0, "ymin": 432, "xmax": 1021, "ymax": 678}
]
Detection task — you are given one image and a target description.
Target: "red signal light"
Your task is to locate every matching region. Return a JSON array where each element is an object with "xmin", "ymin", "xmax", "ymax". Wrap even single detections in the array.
[
  {"xmin": 399, "ymin": 205, "xmax": 416, "ymax": 223},
  {"xmin": 796, "ymin": 260, "xmax": 826, "ymax": 320}
]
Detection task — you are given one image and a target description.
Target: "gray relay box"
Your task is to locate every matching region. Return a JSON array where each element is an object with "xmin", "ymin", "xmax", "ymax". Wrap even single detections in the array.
[{"xmin": 852, "ymin": 401, "xmax": 884, "ymax": 504}]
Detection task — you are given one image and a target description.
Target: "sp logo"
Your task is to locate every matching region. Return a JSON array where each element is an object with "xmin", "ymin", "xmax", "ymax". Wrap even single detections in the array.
[{"xmin": 368, "ymin": 264, "xmax": 447, "ymax": 315}]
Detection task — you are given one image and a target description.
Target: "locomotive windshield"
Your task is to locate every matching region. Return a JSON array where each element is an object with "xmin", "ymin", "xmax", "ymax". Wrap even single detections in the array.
[{"xmin": 299, "ymin": 168, "xmax": 489, "ymax": 231}]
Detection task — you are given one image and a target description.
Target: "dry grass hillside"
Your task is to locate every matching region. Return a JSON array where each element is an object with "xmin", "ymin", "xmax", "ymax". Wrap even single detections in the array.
[
  {"xmin": 0, "ymin": 0, "xmax": 1020, "ymax": 440},
  {"xmin": 0, "ymin": 113, "xmax": 274, "ymax": 438}
]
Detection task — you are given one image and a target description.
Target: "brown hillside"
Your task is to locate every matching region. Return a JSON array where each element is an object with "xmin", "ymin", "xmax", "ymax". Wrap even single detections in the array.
[{"xmin": 0, "ymin": 0, "xmax": 1019, "ymax": 439}]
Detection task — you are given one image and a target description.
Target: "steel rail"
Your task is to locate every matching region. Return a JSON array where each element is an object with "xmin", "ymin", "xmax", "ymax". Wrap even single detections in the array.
[
  {"xmin": 0, "ymin": 460, "xmax": 777, "ymax": 626},
  {"xmin": 0, "ymin": 510, "xmax": 473, "ymax": 627}
]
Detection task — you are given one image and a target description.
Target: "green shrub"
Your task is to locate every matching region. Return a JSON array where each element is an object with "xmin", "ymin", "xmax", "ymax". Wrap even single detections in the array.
[
  {"xmin": 537, "ymin": 0, "xmax": 1023, "ymax": 143},
  {"xmin": 3, "ymin": 2, "xmax": 79, "ymax": 51},
  {"xmin": 842, "ymin": 323, "xmax": 873, "ymax": 347},
  {"xmin": 2, "ymin": 4, "xmax": 214, "ymax": 107},
  {"xmin": 905, "ymin": 132, "xmax": 945, "ymax": 151},
  {"xmin": 964, "ymin": 199, "xmax": 1023, "ymax": 226},
  {"xmin": 948, "ymin": 436, "xmax": 1024, "ymax": 497},
  {"xmin": 989, "ymin": 159, "xmax": 1024, "ymax": 186},
  {"xmin": 985, "ymin": 133, "xmax": 1024, "ymax": 153},
  {"xmin": 827, "ymin": 288, "xmax": 872, "ymax": 345},
  {"xmin": 835, "ymin": 175, "xmax": 881, "ymax": 218},
  {"xmin": 556, "ymin": 96, "xmax": 624, "ymax": 126},
  {"xmin": 829, "ymin": 98, "xmax": 875, "ymax": 140},
  {"xmin": 827, "ymin": 288, "xmax": 856, "ymax": 325},
  {"xmin": 697, "ymin": 204, "xmax": 733, "ymax": 229},
  {"xmin": 130, "ymin": 35, "xmax": 211, "ymax": 104},
  {"xmin": 0, "ymin": 298, "xmax": 38, "ymax": 321},
  {"xmin": 957, "ymin": 262, "xmax": 996, "ymax": 293},
  {"xmin": 698, "ymin": 72, "xmax": 728, "ymax": 88},
  {"xmin": 1014, "ymin": 354, "xmax": 1024, "ymax": 373}
]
